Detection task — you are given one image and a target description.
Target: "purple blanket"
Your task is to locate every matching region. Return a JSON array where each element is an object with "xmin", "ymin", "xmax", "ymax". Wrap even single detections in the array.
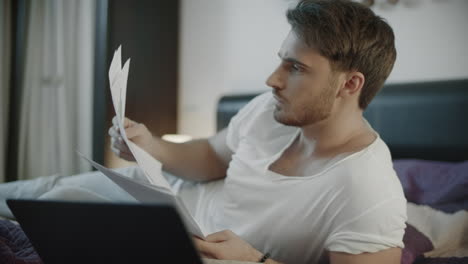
[
  {"xmin": 394, "ymin": 159, "xmax": 468, "ymax": 264},
  {"xmin": 0, "ymin": 220, "xmax": 42, "ymax": 264},
  {"xmin": 393, "ymin": 159, "xmax": 468, "ymax": 213}
]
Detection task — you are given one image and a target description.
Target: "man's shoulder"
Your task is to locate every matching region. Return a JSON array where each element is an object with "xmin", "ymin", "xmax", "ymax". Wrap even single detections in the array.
[
  {"xmin": 324, "ymin": 148, "xmax": 407, "ymax": 231},
  {"xmin": 330, "ymin": 138, "xmax": 405, "ymax": 201},
  {"xmin": 338, "ymin": 136, "xmax": 394, "ymax": 174}
]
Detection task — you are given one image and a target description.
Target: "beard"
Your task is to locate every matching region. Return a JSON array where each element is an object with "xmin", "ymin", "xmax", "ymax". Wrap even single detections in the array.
[{"xmin": 273, "ymin": 85, "xmax": 335, "ymax": 127}]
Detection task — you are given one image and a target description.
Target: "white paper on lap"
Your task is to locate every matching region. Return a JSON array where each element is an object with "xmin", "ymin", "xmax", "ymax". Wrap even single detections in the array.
[{"xmin": 80, "ymin": 154, "xmax": 206, "ymax": 239}]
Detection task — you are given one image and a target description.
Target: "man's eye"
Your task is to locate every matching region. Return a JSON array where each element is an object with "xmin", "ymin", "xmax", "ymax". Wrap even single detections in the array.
[{"xmin": 291, "ymin": 64, "xmax": 302, "ymax": 72}]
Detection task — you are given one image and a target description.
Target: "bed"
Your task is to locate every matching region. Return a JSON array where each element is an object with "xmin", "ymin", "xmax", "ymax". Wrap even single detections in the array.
[{"xmin": 1, "ymin": 79, "xmax": 468, "ymax": 264}]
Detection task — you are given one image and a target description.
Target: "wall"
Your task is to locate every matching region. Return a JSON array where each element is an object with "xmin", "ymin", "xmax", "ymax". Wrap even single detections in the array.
[
  {"xmin": 178, "ymin": 0, "xmax": 468, "ymax": 138},
  {"xmin": 376, "ymin": 0, "xmax": 468, "ymax": 82}
]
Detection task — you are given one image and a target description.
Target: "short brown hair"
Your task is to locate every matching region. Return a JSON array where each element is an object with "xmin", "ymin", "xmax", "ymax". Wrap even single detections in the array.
[{"xmin": 287, "ymin": 0, "xmax": 396, "ymax": 109}]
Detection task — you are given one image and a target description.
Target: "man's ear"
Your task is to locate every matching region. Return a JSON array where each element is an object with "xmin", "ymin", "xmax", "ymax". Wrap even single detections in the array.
[{"xmin": 338, "ymin": 72, "xmax": 365, "ymax": 97}]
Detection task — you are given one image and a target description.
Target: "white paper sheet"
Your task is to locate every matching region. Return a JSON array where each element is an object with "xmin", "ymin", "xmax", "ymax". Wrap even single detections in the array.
[
  {"xmin": 79, "ymin": 154, "xmax": 206, "ymax": 238},
  {"xmin": 79, "ymin": 45, "xmax": 207, "ymax": 238},
  {"xmin": 108, "ymin": 46, "xmax": 121, "ymax": 88},
  {"xmin": 129, "ymin": 141, "xmax": 171, "ymax": 189},
  {"xmin": 107, "ymin": 46, "xmax": 171, "ymax": 191}
]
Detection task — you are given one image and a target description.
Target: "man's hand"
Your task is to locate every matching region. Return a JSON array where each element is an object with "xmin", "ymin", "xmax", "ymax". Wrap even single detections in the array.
[
  {"xmin": 108, "ymin": 116, "xmax": 230, "ymax": 182},
  {"xmin": 194, "ymin": 230, "xmax": 263, "ymax": 262},
  {"xmin": 108, "ymin": 116, "xmax": 156, "ymax": 161}
]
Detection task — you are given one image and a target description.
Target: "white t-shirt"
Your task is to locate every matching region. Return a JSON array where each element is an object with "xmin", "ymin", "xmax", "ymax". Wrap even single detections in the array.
[{"xmin": 181, "ymin": 92, "xmax": 407, "ymax": 264}]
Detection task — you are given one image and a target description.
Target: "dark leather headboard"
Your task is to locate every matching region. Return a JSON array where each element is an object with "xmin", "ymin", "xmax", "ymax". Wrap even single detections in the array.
[{"xmin": 217, "ymin": 79, "xmax": 468, "ymax": 161}]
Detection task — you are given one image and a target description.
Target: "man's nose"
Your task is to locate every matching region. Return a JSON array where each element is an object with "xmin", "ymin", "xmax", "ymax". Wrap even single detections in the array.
[{"xmin": 266, "ymin": 67, "xmax": 284, "ymax": 90}]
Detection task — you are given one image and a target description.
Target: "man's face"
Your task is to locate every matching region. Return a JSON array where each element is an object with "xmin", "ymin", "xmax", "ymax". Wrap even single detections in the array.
[{"xmin": 266, "ymin": 31, "xmax": 339, "ymax": 127}]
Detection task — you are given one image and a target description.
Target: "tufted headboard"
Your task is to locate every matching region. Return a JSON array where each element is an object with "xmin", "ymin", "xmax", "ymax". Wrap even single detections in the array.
[{"xmin": 216, "ymin": 79, "xmax": 468, "ymax": 161}]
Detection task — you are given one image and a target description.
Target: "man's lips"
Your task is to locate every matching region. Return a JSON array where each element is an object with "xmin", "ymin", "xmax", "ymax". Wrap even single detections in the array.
[{"xmin": 273, "ymin": 92, "xmax": 286, "ymax": 103}]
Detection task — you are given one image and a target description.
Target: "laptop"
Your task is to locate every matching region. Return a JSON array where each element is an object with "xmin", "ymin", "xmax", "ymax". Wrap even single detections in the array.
[{"xmin": 7, "ymin": 199, "xmax": 203, "ymax": 264}]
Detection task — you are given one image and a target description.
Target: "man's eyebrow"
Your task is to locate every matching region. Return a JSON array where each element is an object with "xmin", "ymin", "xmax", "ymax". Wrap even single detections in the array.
[{"xmin": 277, "ymin": 52, "xmax": 310, "ymax": 69}]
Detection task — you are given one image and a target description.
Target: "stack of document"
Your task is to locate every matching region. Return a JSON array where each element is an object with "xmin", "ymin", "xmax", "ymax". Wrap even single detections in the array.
[{"xmin": 80, "ymin": 46, "xmax": 207, "ymax": 239}]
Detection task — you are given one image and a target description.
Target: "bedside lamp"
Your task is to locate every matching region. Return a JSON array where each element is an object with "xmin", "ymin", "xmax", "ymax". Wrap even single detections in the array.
[{"xmin": 162, "ymin": 134, "xmax": 193, "ymax": 143}]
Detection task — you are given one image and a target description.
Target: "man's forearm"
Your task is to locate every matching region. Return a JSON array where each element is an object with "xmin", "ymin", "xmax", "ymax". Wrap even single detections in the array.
[
  {"xmin": 265, "ymin": 259, "xmax": 283, "ymax": 264},
  {"xmin": 151, "ymin": 137, "xmax": 228, "ymax": 182}
]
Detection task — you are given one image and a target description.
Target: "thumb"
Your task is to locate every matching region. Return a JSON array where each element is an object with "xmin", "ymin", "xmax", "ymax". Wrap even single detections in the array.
[
  {"xmin": 205, "ymin": 230, "xmax": 232, "ymax": 243},
  {"xmin": 123, "ymin": 117, "xmax": 137, "ymax": 128},
  {"xmin": 125, "ymin": 123, "xmax": 143, "ymax": 140},
  {"xmin": 194, "ymin": 239, "xmax": 218, "ymax": 257}
]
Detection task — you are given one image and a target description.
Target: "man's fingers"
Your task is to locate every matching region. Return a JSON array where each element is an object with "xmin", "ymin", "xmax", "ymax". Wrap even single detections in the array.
[
  {"xmin": 112, "ymin": 116, "xmax": 118, "ymax": 127},
  {"xmin": 110, "ymin": 145, "xmax": 122, "ymax": 157},
  {"xmin": 111, "ymin": 137, "xmax": 131, "ymax": 154},
  {"xmin": 123, "ymin": 117, "xmax": 136, "ymax": 128},
  {"xmin": 111, "ymin": 136, "xmax": 132, "ymax": 155},
  {"xmin": 108, "ymin": 126, "xmax": 120, "ymax": 138},
  {"xmin": 112, "ymin": 115, "xmax": 137, "ymax": 129},
  {"xmin": 205, "ymin": 230, "xmax": 232, "ymax": 243},
  {"xmin": 193, "ymin": 238, "xmax": 219, "ymax": 259},
  {"xmin": 111, "ymin": 142, "xmax": 130, "ymax": 156},
  {"xmin": 110, "ymin": 144, "xmax": 134, "ymax": 161}
]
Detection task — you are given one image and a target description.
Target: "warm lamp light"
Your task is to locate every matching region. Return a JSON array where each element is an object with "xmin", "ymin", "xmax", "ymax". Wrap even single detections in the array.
[{"xmin": 162, "ymin": 134, "xmax": 193, "ymax": 143}]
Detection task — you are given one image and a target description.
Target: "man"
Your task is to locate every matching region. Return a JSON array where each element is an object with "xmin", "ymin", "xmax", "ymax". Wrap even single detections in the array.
[
  {"xmin": 109, "ymin": 1, "xmax": 406, "ymax": 263},
  {"xmin": 0, "ymin": 0, "xmax": 406, "ymax": 263}
]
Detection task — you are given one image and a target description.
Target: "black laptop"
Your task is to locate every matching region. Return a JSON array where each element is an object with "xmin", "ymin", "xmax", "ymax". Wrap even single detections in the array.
[{"xmin": 7, "ymin": 199, "xmax": 203, "ymax": 264}]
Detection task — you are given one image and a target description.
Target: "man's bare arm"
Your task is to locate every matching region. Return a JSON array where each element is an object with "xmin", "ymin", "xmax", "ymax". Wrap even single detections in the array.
[
  {"xmin": 109, "ymin": 116, "xmax": 232, "ymax": 182},
  {"xmin": 151, "ymin": 129, "xmax": 232, "ymax": 182}
]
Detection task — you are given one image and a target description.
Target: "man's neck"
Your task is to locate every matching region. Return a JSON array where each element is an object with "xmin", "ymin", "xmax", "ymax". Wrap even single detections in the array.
[{"xmin": 299, "ymin": 107, "xmax": 373, "ymax": 158}]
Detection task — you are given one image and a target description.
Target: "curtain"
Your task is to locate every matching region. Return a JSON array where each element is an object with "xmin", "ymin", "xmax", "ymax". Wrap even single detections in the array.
[
  {"xmin": 17, "ymin": 0, "xmax": 95, "ymax": 179},
  {"xmin": 0, "ymin": 0, "xmax": 12, "ymax": 183}
]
